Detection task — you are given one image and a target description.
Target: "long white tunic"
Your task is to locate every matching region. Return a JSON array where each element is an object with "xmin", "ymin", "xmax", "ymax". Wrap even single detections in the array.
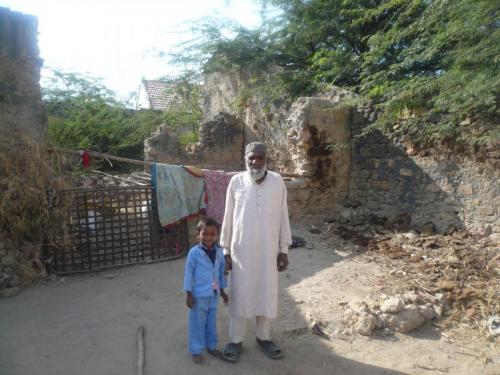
[{"xmin": 220, "ymin": 171, "xmax": 292, "ymax": 319}]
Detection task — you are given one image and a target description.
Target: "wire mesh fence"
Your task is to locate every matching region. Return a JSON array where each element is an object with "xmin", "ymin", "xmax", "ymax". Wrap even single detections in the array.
[{"xmin": 45, "ymin": 186, "xmax": 188, "ymax": 274}]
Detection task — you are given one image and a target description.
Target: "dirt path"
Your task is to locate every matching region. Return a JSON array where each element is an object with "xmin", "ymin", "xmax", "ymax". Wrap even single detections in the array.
[{"xmin": 1, "ymin": 218, "xmax": 498, "ymax": 375}]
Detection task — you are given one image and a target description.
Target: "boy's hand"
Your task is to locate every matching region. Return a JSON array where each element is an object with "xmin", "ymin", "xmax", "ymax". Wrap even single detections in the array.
[
  {"xmin": 220, "ymin": 290, "xmax": 229, "ymax": 305},
  {"xmin": 186, "ymin": 292, "xmax": 194, "ymax": 308},
  {"xmin": 224, "ymin": 254, "xmax": 232, "ymax": 272},
  {"xmin": 277, "ymin": 253, "xmax": 288, "ymax": 272}
]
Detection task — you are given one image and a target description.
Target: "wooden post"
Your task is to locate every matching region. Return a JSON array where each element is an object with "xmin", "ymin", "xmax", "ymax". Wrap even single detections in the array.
[{"xmin": 137, "ymin": 325, "xmax": 145, "ymax": 375}]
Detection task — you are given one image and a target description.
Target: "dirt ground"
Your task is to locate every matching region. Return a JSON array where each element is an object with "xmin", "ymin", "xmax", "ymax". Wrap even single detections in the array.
[{"xmin": 1, "ymin": 216, "xmax": 498, "ymax": 375}]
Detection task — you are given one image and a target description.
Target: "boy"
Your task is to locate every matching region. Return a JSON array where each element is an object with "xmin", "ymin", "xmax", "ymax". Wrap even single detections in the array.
[{"xmin": 184, "ymin": 217, "xmax": 228, "ymax": 364}]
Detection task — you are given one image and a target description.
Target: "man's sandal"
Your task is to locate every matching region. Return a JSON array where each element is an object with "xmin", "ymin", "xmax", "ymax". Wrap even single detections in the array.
[
  {"xmin": 256, "ymin": 338, "xmax": 283, "ymax": 360},
  {"xmin": 222, "ymin": 342, "xmax": 242, "ymax": 363}
]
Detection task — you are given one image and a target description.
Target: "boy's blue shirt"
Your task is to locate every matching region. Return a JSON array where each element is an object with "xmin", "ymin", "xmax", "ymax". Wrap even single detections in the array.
[{"xmin": 184, "ymin": 243, "xmax": 227, "ymax": 298}]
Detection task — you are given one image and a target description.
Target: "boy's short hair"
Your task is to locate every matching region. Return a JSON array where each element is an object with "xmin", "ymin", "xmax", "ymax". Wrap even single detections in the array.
[{"xmin": 197, "ymin": 217, "xmax": 220, "ymax": 233}]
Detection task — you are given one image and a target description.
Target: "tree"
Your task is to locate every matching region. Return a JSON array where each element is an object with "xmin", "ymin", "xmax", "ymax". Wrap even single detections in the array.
[
  {"xmin": 172, "ymin": 0, "xmax": 499, "ymax": 148},
  {"xmin": 43, "ymin": 69, "xmax": 164, "ymax": 170}
]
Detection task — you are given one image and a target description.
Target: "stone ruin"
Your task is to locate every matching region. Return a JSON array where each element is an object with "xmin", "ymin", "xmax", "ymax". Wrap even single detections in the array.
[
  {"xmin": 0, "ymin": 7, "xmax": 48, "ymax": 296},
  {"xmin": 145, "ymin": 66, "xmax": 499, "ymax": 238}
]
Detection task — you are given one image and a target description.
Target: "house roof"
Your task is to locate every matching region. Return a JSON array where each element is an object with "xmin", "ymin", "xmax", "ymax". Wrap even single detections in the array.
[{"xmin": 143, "ymin": 80, "xmax": 182, "ymax": 111}]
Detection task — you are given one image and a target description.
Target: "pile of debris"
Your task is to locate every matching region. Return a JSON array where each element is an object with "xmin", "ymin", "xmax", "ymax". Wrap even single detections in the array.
[
  {"xmin": 340, "ymin": 292, "xmax": 448, "ymax": 337},
  {"xmin": 317, "ymin": 211, "xmax": 499, "ymax": 338},
  {"xmin": 367, "ymin": 231, "xmax": 499, "ymax": 336}
]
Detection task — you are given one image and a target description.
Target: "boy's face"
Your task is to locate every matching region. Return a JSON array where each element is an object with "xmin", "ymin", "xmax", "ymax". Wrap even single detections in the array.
[{"xmin": 198, "ymin": 225, "xmax": 218, "ymax": 248}]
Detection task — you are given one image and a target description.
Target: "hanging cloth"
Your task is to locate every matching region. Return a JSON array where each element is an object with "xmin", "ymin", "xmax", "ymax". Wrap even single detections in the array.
[
  {"xmin": 80, "ymin": 150, "xmax": 90, "ymax": 168},
  {"xmin": 152, "ymin": 163, "xmax": 206, "ymax": 227},
  {"xmin": 203, "ymin": 170, "xmax": 238, "ymax": 224}
]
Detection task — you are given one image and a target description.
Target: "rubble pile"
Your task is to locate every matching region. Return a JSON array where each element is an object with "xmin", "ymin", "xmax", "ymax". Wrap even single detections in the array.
[
  {"xmin": 320, "ymin": 212, "xmax": 499, "ymax": 337},
  {"xmin": 367, "ymin": 231, "xmax": 499, "ymax": 334},
  {"xmin": 340, "ymin": 292, "xmax": 449, "ymax": 337}
]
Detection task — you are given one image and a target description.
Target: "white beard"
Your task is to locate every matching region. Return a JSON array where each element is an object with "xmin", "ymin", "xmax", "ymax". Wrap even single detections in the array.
[{"xmin": 247, "ymin": 163, "xmax": 267, "ymax": 181}]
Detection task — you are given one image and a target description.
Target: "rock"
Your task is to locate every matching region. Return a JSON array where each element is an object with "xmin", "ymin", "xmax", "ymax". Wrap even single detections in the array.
[
  {"xmin": 1, "ymin": 255, "xmax": 16, "ymax": 266},
  {"xmin": 403, "ymin": 230, "xmax": 419, "ymax": 240},
  {"xmin": 343, "ymin": 199, "xmax": 362, "ymax": 209},
  {"xmin": 350, "ymin": 301, "xmax": 370, "ymax": 314},
  {"xmin": 0, "ymin": 273, "xmax": 10, "ymax": 288},
  {"xmin": 0, "ymin": 286, "xmax": 20, "ymax": 298},
  {"xmin": 404, "ymin": 291, "xmax": 419, "ymax": 304},
  {"xmin": 393, "ymin": 212, "xmax": 412, "ymax": 231},
  {"xmin": 380, "ymin": 297, "xmax": 405, "ymax": 313},
  {"xmin": 420, "ymin": 221, "xmax": 437, "ymax": 235},
  {"xmin": 309, "ymin": 226, "xmax": 321, "ymax": 234},
  {"xmin": 433, "ymin": 304, "xmax": 444, "ymax": 318},
  {"xmin": 6, "ymin": 272, "xmax": 20, "ymax": 287},
  {"xmin": 382, "ymin": 305, "xmax": 426, "ymax": 333},
  {"xmin": 356, "ymin": 313, "xmax": 378, "ymax": 336},
  {"xmin": 418, "ymin": 304, "xmax": 436, "ymax": 320},
  {"xmin": 21, "ymin": 242, "xmax": 37, "ymax": 260}
]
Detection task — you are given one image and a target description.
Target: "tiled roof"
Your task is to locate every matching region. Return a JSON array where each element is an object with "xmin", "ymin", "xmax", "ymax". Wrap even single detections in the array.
[{"xmin": 143, "ymin": 80, "xmax": 182, "ymax": 111}]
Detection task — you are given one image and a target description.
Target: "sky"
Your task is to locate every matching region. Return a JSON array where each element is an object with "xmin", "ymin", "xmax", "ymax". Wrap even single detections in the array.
[{"xmin": 1, "ymin": 0, "xmax": 265, "ymax": 100}]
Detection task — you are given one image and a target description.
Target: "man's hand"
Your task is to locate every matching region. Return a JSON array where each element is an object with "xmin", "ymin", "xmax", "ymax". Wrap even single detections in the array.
[
  {"xmin": 277, "ymin": 253, "xmax": 288, "ymax": 272},
  {"xmin": 224, "ymin": 254, "xmax": 232, "ymax": 272},
  {"xmin": 220, "ymin": 289, "xmax": 229, "ymax": 305},
  {"xmin": 186, "ymin": 292, "xmax": 194, "ymax": 308}
]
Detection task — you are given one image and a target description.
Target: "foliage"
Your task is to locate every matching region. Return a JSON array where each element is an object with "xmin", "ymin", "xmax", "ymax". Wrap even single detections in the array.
[
  {"xmin": 172, "ymin": 0, "xmax": 499, "ymax": 147},
  {"xmin": 0, "ymin": 136, "xmax": 71, "ymax": 244},
  {"xmin": 43, "ymin": 69, "xmax": 203, "ymax": 170}
]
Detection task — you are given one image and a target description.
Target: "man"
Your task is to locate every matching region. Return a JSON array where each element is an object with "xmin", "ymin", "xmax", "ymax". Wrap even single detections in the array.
[{"xmin": 220, "ymin": 142, "xmax": 292, "ymax": 362}]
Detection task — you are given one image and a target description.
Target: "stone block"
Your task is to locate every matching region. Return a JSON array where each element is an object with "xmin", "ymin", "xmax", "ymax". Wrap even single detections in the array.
[
  {"xmin": 381, "ymin": 305, "xmax": 426, "ymax": 333},
  {"xmin": 297, "ymin": 189, "xmax": 312, "ymax": 201},
  {"xmin": 372, "ymin": 181, "xmax": 392, "ymax": 191},
  {"xmin": 479, "ymin": 207, "xmax": 495, "ymax": 216},
  {"xmin": 380, "ymin": 297, "xmax": 405, "ymax": 313},
  {"xmin": 287, "ymin": 191, "xmax": 299, "ymax": 201},
  {"xmin": 1, "ymin": 255, "xmax": 16, "ymax": 266},
  {"xmin": 399, "ymin": 168, "xmax": 413, "ymax": 177},
  {"xmin": 356, "ymin": 313, "xmax": 378, "ymax": 336}
]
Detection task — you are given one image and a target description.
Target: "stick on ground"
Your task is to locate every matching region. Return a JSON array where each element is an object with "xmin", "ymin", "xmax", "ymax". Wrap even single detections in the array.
[{"xmin": 137, "ymin": 325, "xmax": 145, "ymax": 375}]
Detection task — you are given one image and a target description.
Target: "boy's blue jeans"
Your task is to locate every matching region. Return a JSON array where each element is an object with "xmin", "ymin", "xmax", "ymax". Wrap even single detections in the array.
[{"xmin": 189, "ymin": 295, "xmax": 218, "ymax": 355}]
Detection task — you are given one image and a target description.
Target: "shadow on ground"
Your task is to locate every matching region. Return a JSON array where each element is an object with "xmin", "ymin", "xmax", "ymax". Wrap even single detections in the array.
[{"xmin": 0, "ymin": 241, "xmax": 406, "ymax": 375}]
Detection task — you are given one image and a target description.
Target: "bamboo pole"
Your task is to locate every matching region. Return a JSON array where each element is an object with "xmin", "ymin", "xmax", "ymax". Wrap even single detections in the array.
[{"xmin": 48, "ymin": 147, "xmax": 311, "ymax": 178}]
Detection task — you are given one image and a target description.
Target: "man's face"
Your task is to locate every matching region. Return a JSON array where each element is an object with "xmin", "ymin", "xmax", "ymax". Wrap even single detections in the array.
[{"xmin": 246, "ymin": 151, "xmax": 266, "ymax": 170}]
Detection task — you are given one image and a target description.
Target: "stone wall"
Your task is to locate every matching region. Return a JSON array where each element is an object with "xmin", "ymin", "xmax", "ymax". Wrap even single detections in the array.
[
  {"xmin": 0, "ymin": 7, "xmax": 46, "ymax": 142},
  {"xmin": 345, "ymin": 105, "xmax": 499, "ymax": 235},
  {"xmin": 144, "ymin": 113, "xmax": 244, "ymax": 170},
  {"xmin": 203, "ymin": 68, "xmax": 499, "ymax": 235},
  {"xmin": 0, "ymin": 7, "xmax": 47, "ymax": 296},
  {"xmin": 203, "ymin": 69, "xmax": 353, "ymax": 215}
]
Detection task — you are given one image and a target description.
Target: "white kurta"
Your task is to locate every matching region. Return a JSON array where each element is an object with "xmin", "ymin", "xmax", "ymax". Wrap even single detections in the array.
[{"xmin": 220, "ymin": 171, "xmax": 292, "ymax": 319}]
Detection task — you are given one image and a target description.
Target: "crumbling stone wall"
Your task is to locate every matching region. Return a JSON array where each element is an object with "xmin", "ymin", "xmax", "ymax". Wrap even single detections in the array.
[
  {"xmin": 0, "ymin": 7, "xmax": 47, "ymax": 296},
  {"xmin": 203, "ymin": 68, "xmax": 499, "ymax": 235},
  {"xmin": 0, "ymin": 7, "xmax": 46, "ymax": 142},
  {"xmin": 343, "ymin": 104, "xmax": 499, "ymax": 236},
  {"xmin": 145, "ymin": 113, "xmax": 244, "ymax": 170}
]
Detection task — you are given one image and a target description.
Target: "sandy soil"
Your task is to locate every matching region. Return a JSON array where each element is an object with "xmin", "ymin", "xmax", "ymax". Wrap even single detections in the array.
[{"xmin": 1, "ymin": 216, "xmax": 498, "ymax": 375}]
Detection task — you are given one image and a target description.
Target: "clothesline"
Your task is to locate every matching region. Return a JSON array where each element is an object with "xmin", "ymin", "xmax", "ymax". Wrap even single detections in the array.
[{"xmin": 48, "ymin": 147, "xmax": 310, "ymax": 178}]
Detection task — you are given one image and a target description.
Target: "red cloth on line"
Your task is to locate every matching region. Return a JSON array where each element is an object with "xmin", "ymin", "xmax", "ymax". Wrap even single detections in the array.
[
  {"xmin": 81, "ymin": 150, "xmax": 90, "ymax": 168},
  {"xmin": 203, "ymin": 170, "xmax": 238, "ymax": 224}
]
